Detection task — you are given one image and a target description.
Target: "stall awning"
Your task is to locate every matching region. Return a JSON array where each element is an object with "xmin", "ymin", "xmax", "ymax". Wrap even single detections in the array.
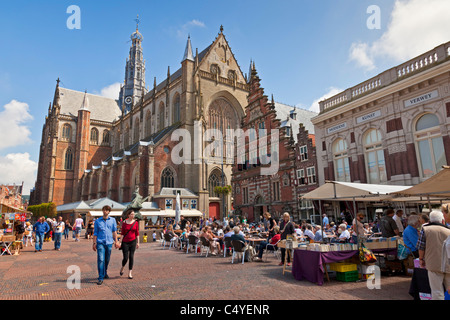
[
  {"xmin": 393, "ymin": 167, "xmax": 450, "ymax": 199},
  {"xmin": 159, "ymin": 209, "xmax": 203, "ymax": 217},
  {"xmin": 301, "ymin": 181, "xmax": 411, "ymax": 201}
]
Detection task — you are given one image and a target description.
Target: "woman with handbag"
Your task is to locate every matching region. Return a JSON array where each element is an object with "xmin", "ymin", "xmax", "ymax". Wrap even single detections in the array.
[{"xmin": 119, "ymin": 209, "xmax": 139, "ymax": 279}]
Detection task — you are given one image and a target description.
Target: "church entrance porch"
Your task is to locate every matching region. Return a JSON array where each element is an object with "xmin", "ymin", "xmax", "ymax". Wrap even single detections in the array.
[{"xmin": 209, "ymin": 202, "xmax": 220, "ymax": 221}]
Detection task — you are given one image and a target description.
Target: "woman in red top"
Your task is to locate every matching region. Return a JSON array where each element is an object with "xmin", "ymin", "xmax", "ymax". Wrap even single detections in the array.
[{"xmin": 119, "ymin": 209, "xmax": 139, "ymax": 279}]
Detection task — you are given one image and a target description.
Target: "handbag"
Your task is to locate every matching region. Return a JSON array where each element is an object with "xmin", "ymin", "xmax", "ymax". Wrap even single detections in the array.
[
  {"xmin": 359, "ymin": 242, "xmax": 377, "ymax": 263},
  {"xmin": 118, "ymin": 221, "xmax": 137, "ymax": 250},
  {"xmin": 397, "ymin": 238, "xmax": 410, "ymax": 260}
]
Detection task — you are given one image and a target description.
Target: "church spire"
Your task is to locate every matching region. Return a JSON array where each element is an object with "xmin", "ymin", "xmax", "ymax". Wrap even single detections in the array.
[
  {"xmin": 80, "ymin": 90, "xmax": 90, "ymax": 111},
  {"xmin": 182, "ymin": 35, "xmax": 194, "ymax": 62}
]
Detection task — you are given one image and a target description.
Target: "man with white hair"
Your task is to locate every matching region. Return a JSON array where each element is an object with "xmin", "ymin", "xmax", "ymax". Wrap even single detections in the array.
[{"xmin": 417, "ymin": 210, "xmax": 450, "ymax": 300}]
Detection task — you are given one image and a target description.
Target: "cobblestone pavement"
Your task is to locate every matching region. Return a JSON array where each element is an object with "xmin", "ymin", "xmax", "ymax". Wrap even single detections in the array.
[{"xmin": 0, "ymin": 236, "xmax": 413, "ymax": 300}]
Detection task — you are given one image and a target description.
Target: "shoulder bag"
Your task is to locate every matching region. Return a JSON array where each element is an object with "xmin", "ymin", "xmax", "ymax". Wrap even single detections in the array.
[{"xmin": 118, "ymin": 221, "xmax": 137, "ymax": 250}]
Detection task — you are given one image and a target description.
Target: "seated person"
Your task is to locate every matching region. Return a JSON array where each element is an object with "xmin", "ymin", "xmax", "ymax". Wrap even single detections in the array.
[
  {"xmin": 230, "ymin": 226, "xmax": 253, "ymax": 254},
  {"xmin": 313, "ymin": 225, "xmax": 323, "ymax": 242},
  {"xmin": 203, "ymin": 226, "xmax": 221, "ymax": 255},
  {"xmin": 337, "ymin": 223, "xmax": 351, "ymax": 243},
  {"xmin": 403, "ymin": 215, "xmax": 420, "ymax": 258},
  {"xmin": 223, "ymin": 226, "xmax": 233, "ymax": 238},
  {"xmin": 294, "ymin": 224, "xmax": 303, "ymax": 238},
  {"xmin": 303, "ymin": 224, "xmax": 315, "ymax": 242},
  {"xmin": 254, "ymin": 226, "xmax": 281, "ymax": 261}
]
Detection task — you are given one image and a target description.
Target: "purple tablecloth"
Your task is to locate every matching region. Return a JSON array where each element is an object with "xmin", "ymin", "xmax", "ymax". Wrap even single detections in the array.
[{"xmin": 292, "ymin": 250, "xmax": 358, "ymax": 286}]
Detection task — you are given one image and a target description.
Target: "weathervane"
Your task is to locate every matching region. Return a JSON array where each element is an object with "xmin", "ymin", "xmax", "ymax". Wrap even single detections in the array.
[{"xmin": 135, "ymin": 14, "xmax": 140, "ymax": 30}]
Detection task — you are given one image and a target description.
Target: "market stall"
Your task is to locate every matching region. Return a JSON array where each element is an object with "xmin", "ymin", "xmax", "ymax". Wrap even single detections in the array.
[
  {"xmin": 296, "ymin": 181, "xmax": 412, "ymax": 283},
  {"xmin": 0, "ymin": 212, "xmax": 27, "ymax": 256}
]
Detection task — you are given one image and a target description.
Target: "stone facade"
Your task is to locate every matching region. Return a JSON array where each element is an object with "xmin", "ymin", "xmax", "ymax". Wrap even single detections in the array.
[{"xmin": 312, "ymin": 42, "xmax": 450, "ymax": 218}]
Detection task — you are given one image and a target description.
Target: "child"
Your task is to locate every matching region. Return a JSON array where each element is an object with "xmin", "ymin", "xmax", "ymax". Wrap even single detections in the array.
[
  {"xmin": 152, "ymin": 231, "xmax": 156, "ymax": 242},
  {"xmin": 143, "ymin": 233, "xmax": 148, "ymax": 243}
]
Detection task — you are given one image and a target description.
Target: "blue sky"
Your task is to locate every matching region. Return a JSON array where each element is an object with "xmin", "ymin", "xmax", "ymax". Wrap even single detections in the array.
[{"xmin": 0, "ymin": 0, "xmax": 449, "ymax": 194}]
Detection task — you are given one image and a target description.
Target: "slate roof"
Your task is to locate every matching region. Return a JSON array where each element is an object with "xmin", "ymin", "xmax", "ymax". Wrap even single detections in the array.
[
  {"xmin": 273, "ymin": 102, "xmax": 317, "ymax": 143},
  {"xmin": 58, "ymin": 87, "xmax": 122, "ymax": 122}
]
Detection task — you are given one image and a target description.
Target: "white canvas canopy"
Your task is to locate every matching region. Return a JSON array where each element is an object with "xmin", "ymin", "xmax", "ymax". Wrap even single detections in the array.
[
  {"xmin": 159, "ymin": 209, "xmax": 203, "ymax": 218},
  {"xmin": 301, "ymin": 181, "xmax": 411, "ymax": 202}
]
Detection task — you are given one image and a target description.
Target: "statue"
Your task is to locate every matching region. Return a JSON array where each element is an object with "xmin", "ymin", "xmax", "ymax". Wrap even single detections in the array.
[{"xmin": 122, "ymin": 186, "xmax": 149, "ymax": 220}]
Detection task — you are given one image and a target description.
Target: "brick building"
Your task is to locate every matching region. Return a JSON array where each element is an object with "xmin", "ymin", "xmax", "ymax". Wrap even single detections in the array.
[
  {"xmin": 313, "ymin": 41, "xmax": 450, "ymax": 219},
  {"xmin": 0, "ymin": 183, "xmax": 26, "ymax": 213},
  {"xmin": 31, "ymin": 25, "xmax": 255, "ymax": 220},
  {"xmin": 231, "ymin": 65, "xmax": 317, "ymax": 222}
]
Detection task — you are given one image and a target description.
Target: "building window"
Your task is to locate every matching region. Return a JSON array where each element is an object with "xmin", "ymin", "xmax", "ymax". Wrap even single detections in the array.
[
  {"xmin": 307, "ymin": 166, "xmax": 316, "ymax": 184},
  {"xmin": 145, "ymin": 110, "xmax": 151, "ymax": 137},
  {"xmin": 208, "ymin": 170, "xmax": 223, "ymax": 197},
  {"xmin": 414, "ymin": 113, "xmax": 446, "ymax": 178},
  {"xmin": 271, "ymin": 142, "xmax": 279, "ymax": 163},
  {"xmin": 299, "ymin": 145, "xmax": 308, "ymax": 161},
  {"xmin": 364, "ymin": 129, "xmax": 386, "ymax": 184},
  {"xmin": 90, "ymin": 128, "xmax": 99, "ymax": 145},
  {"xmin": 243, "ymin": 187, "xmax": 249, "ymax": 204},
  {"xmin": 102, "ymin": 130, "xmax": 110, "ymax": 145},
  {"xmin": 333, "ymin": 138, "xmax": 351, "ymax": 182},
  {"xmin": 134, "ymin": 118, "xmax": 140, "ymax": 142},
  {"xmin": 61, "ymin": 124, "xmax": 72, "ymax": 141},
  {"xmin": 64, "ymin": 148, "xmax": 73, "ymax": 170},
  {"xmin": 173, "ymin": 94, "xmax": 181, "ymax": 123},
  {"xmin": 272, "ymin": 181, "xmax": 280, "ymax": 201},
  {"xmin": 297, "ymin": 169, "xmax": 305, "ymax": 185},
  {"xmin": 161, "ymin": 167, "xmax": 175, "ymax": 188}
]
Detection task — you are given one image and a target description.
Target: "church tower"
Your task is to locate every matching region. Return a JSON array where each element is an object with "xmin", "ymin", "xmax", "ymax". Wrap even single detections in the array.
[{"xmin": 119, "ymin": 16, "xmax": 147, "ymax": 115}]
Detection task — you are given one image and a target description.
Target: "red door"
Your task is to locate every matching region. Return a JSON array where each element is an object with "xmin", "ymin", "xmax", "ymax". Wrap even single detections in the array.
[{"xmin": 209, "ymin": 202, "xmax": 220, "ymax": 220}]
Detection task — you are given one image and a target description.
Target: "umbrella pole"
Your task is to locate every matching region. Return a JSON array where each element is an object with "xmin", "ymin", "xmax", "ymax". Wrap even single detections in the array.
[
  {"xmin": 320, "ymin": 199, "xmax": 323, "ymax": 243},
  {"xmin": 353, "ymin": 196, "xmax": 363, "ymax": 282}
]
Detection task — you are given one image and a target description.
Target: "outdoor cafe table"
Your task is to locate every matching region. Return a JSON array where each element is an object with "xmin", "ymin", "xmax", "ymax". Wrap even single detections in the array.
[
  {"xmin": 292, "ymin": 249, "xmax": 358, "ymax": 286},
  {"xmin": 244, "ymin": 237, "xmax": 266, "ymax": 256}
]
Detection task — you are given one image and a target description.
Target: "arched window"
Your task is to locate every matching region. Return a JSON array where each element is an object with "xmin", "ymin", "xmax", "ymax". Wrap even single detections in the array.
[
  {"xmin": 415, "ymin": 113, "xmax": 446, "ymax": 178},
  {"xmin": 364, "ymin": 129, "xmax": 386, "ymax": 184},
  {"xmin": 102, "ymin": 130, "xmax": 110, "ymax": 145},
  {"xmin": 64, "ymin": 148, "xmax": 73, "ymax": 170},
  {"xmin": 134, "ymin": 118, "xmax": 140, "ymax": 143},
  {"xmin": 61, "ymin": 124, "xmax": 72, "ymax": 141},
  {"xmin": 208, "ymin": 170, "xmax": 225, "ymax": 198},
  {"xmin": 159, "ymin": 102, "xmax": 165, "ymax": 131},
  {"xmin": 90, "ymin": 128, "xmax": 99, "ymax": 145},
  {"xmin": 173, "ymin": 94, "xmax": 181, "ymax": 123},
  {"xmin": 161, "ymin": 167, "xmax": 175, "ymax": 189},
  {"xmin": 333, "ymin": 138, "xmax": 350, "ymax": 182},
  {"xmin": 145, "ymin": 110, "xmax": 151, "ymax": 137},
  {"xmin": 124, "ymin": 125, "xmax": 130, "ymax": 148}
]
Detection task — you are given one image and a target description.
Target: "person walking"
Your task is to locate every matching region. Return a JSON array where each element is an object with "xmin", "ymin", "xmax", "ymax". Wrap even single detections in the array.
[
  {"xmin": 64, "ymin": 220, "xmax": 71, "ymax": 240},
  {"xmin": 33, "ymin": 217, "xmax": 50, "ymax": 252},
  {"xmin": 73, "ymin": 214, "xmax": 84, "ymax": 242},
  {"xmin": 418, "ymin": 210, "xmax": 450, "ymax": 300},
  {"xmin": 53, "ymin": 216, "xmax": 65, "ymax": 251},
  {"xmin": 93, "ymin": 206, "xmax": 119, "ymax": 285},
  {"xmin": 278, "ymin": 212, "xmax": 295, "ymax": 266},
  {"xmin": 24, "ymin": 222, "xmax": 33, "ymax": 247},
  {"xmin": 119, "ymin": 209, "xmax": 140, "ymax": 279}
]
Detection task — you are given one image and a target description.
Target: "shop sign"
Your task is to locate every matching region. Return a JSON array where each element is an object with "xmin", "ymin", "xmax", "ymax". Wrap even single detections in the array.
[
  {"xmin": 327, "ymin": 122, "xmax": 347, "ymax": 134},
  {"xmin": 356, "ymin": 110, "xmax": 381, "ymax": 124},
  {"xmin": 404, "ymin": 90, "xmax": 439, "ymax": 108}
]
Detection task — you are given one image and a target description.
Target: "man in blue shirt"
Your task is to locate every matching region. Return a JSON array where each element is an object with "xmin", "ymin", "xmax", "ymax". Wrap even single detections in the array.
[
  {"xmin": 33, "ymin": 216, "xmax": 50, "ymax": 252},
  {"xmin": 93, "ymin": 205, "xmax": 119, "ymax": 285},
  {"xmin": 322, "ymin": 214, "xmax": 329, "ymax": 227}
]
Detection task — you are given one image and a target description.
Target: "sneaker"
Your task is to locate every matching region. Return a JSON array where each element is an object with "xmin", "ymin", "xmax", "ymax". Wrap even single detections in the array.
[
  {"xmin": 287, "ymin": 263, "xmax": 291, "ymax": 266},
  {"xmin": 278, "ymin": 262, "xmax": 284, "ymax": 266},
  {"xmin": 97, "ymin": 280, "xmax": 103, "ymax": 285}
]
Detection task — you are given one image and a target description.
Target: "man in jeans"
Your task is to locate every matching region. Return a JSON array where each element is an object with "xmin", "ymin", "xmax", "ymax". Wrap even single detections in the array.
[
  {"xmin": 33, "ymin": 216, "xmax": 50, "ymax": 252},
  {"xmin": 93, "ymin": 205, "xmax": 119, "ymax": 285},
  {"xmin": 53, "ymin": 216, "xmax": 65, "ymax": 251}
]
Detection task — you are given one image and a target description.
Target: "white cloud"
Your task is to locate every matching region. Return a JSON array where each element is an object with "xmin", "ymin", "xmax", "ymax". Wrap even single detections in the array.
[
  {"xmin": 0, "ymin": 153, "xmax": 38, "ymax": 195},
  {"xmin": 176, "ymin": 19, "xmax": 206, "ymax": 38},
  {"xmin": 308, "ymin": 87, "xmax": 343, "ymax": 113},
  {"xmin": 349, "ymin": 0, "xmax": 450, "ymax": 70},
  {"xmin": 94, "ymin": 82, "xmax": 121, "ymax": 100},
  {"xmin": 0, "ymin": 100, "xmax": 33, "ymax": 150},
  {"xmin": 349, "ymin": 42, "xmax": 375, "ymax": 71}
]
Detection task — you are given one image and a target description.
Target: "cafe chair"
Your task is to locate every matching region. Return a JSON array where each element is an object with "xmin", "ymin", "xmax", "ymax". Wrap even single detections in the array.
[
  {"xmin": 223, "ymin": 237, "xmax": 233, "ymax": 257},
  {"xmin": 265, "ymin": 239, "xmax": 280, "ymax": 262},
  {"xmin": 163, "ymin": 233, "xmax": 176, "ymax": 249},
  {"xmin": 231, "ymin": 240, "xmax": 250, "ymax": 264},
  {"xmin": 186, "ymin": 235, "xmax": 200, "ymax": 254},
  {"xmin": 199, "ymin": 237, "xmax": 211, "ymax": 257}
]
